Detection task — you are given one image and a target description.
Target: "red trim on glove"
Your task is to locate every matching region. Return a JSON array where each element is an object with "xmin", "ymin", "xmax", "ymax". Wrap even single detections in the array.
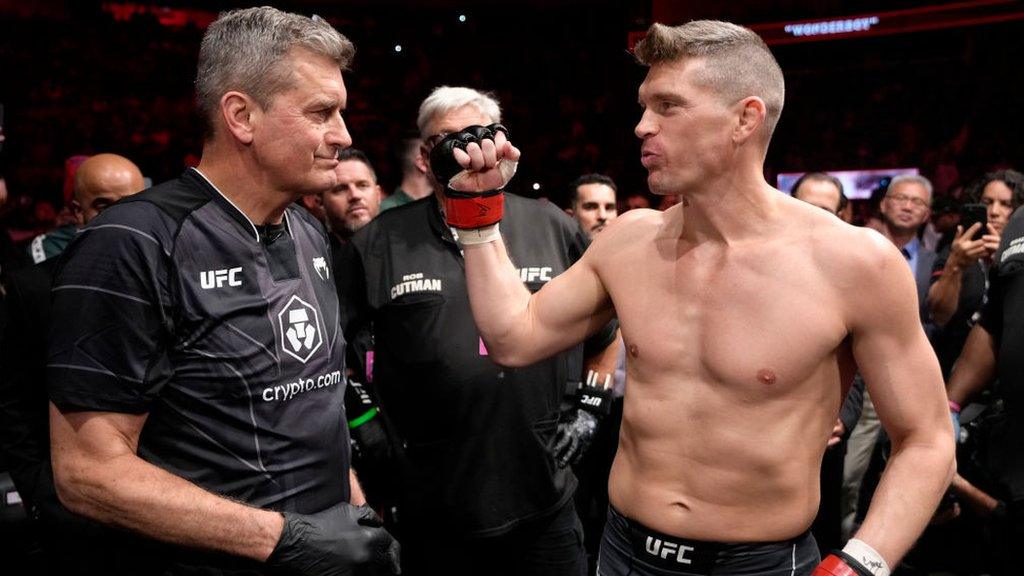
[
  {"xmin": 444, "ymin": 192, "xmax": 504, "ymax": 230},
  {"xmin": 813, "ymin": 554, "xmax": 861, "ymax": 576}
]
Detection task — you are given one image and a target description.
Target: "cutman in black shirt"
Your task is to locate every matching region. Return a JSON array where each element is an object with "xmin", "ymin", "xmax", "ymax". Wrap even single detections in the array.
[
  {"xmin": 46, "ymin": 7, "xmax": 397, "ymax": 575},
  {"xmin": 341, "ymin": 86, "xmax": 619, "ymax": 576}
]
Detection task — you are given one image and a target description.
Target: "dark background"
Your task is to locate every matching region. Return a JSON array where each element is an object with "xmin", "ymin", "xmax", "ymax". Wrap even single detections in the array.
[{"xmin": 0, "ymin": 0, "xmax": 1021, "ymax": 228}]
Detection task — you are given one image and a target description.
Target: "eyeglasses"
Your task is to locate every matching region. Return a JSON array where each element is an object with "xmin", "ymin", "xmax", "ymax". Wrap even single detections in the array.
[
  {"xmin": 422, "ymin": 132, "xmax": 449, "ymax": 151},
  {"xmin": 886, "ymin": 194, "xmax": 930, "ymax": 209}
]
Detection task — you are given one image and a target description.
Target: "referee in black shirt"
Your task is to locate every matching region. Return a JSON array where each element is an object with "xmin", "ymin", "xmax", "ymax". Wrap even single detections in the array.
[{"xmin": 46, "ymin": 8, "xmax": 397, "ymax": 575}]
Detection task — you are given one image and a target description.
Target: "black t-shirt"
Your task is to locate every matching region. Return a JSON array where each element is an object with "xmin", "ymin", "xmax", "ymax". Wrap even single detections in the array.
[
  {"xmin": 48, "ymin": 169, "xmax": 349, "ymax": 570},
  {"xmin": 343, "ymin": 194, "xmax": 607, "ymax": 537},
  {"xmin": 978, "ymin": 206, "xmax": 1024, "ymax": 500}
]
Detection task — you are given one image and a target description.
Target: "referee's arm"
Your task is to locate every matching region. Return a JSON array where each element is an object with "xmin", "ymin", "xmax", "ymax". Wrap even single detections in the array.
[{"xmin": 50, "ymin": 405, "xmax": 287, "ymax": 560}]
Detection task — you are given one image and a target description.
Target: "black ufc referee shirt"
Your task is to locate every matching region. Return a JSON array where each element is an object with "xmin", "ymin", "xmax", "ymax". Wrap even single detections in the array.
[
  {"xmin": 343, "ymin": 193, "xmax": 614, "ymax": 538},
  {"xmin": 48, "ymin": 168, "xmax": 349, "ymax": 520}
]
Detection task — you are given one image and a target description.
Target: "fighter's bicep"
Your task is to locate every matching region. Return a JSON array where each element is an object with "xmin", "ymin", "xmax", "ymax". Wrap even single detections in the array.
[
  {"xmin": 526, "ymin": 255, "xmax": 614, "ymax": 351},
  {"xmin": 846, "ymin": 251, "xmax": 945, "ymax": 439}
]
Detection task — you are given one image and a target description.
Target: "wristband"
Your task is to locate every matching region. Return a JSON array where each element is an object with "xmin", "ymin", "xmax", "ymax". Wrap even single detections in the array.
[
  {"xmin": 843, "ymin": 539, "xmax": 890, "ymax": 576},
  {"xmin": 456, "ymin": 223, "xmax": 502, "ymax": 245},
  {"xmin": 948, "ymin": 400, "xmax": 962, "ymax": 413}
]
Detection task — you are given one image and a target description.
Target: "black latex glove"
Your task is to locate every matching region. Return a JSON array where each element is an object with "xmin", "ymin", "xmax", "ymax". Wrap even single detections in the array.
[
  {"xmin": 552, "ymin": 410, "xmax": 599, "ymax": 469},
  {"xmin": 267, "ymin": 503, "xmax": 400, "ymax": 576}
]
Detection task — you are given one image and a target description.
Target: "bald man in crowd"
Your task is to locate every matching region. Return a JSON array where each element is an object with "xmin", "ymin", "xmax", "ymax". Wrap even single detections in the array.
[
  {"xmin": 26, "ymin": 154, "xmax": 144, "ymax": 263},
  {"xmin": 71, "ymin": 153, "xmax": 146, "ymax": 225},
  {"xmin": 0, "ymin": 153, "xmax": 144, "ymax": 574}
]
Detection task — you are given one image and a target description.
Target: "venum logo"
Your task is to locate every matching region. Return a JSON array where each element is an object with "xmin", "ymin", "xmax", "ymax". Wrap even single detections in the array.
[
  {"xmin": 277, "ymin": 295, "xmax": 323, "ymax": 363},
  {"xmin": 313, "ymin": 256, "xmax": 330, "ymax": 281},
  {"xmin": 200, "ymin": 267, "xmax": 242, "ymax": 289},
  {"xmin": 644, "ymin": 537, "xmax": 694, "ymax": 564}
]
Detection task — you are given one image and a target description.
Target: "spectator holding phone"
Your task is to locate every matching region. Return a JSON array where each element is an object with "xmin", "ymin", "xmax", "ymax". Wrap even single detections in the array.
[{"xmin": 927, "ymin": 170, "xmax": 1024, "ymax": 377}]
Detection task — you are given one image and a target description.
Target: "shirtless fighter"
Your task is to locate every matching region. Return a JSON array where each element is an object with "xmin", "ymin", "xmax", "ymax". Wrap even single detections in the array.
[{"xmin": 429, "ymin": 21, "xmax": 955, "ymax": 576}]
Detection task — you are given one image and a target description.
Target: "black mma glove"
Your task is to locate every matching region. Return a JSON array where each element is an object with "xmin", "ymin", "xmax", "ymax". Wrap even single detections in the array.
[
  {"xmin": 429, "ymin": 123, "xmax": 514, "ymax": 230},
  {"xmin": 267, "ymin": 503, "xmax": 400, "ymax": 576},
  {"xmin": 553, "ymin": 409, "xmax": 599, "ymax": 468},
  {"xmin": 553, "ymin": 374, "xmax": 614, "ymax": 468}
]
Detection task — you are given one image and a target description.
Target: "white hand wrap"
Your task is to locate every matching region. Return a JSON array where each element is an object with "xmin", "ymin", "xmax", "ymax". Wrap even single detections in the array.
[
  {"xmin": 456, "ymin": 223, "xmax": 502, "ymax": 246},
  {"xmin": 843, "ymin": 539, "xmax": 890, "ymax": 576}
]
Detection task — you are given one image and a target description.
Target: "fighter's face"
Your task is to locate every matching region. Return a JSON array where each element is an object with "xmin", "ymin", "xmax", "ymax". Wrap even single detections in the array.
[
  {"xmin": 794, "ymin": 179, "xmax": 842, "ymax": 215},
  {"xmin": 881, "ymin": 181, "xmax": 931, "ymax": 234},
  {"xmin": 254, "ymin": 49, "xmax": 351, "ymax": 198},
  {"xmin": 421, "ymin": 104, "xmax": 494, "ymax": 189},
  {"xmin": 981, "ymin": 180, "xmax": 1014, "ymax": 234},
  {"xmin": 635, "ymin": 58, "xmax": 736, "ymax": 196},
  {"xmin": 572, "ymin": 183, "xmax": 618, "ymax": 238},
  {"xmin": 322, "ymin": 159, "xmax": 381, "ymax": 235}
]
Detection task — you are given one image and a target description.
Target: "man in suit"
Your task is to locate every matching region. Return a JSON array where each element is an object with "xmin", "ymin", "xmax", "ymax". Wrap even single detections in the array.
[
  {"xmin": 0, "ymin": 153, "xmax": 144, "ymax": 574},
  {"xmin": 842, "ymin": 173, "xmax": 937, "ymax": 539}
]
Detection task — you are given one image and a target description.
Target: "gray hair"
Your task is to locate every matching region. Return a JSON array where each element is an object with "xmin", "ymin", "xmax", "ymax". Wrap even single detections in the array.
[
  {"xmin": 416, "ymin": 86, "xmax": 502, "ymax": 138},
  {"xmin": 196, "ymin": 6, "xmax": 354, "ymax": 134},
  {"xmin": 887, "ymin": 174, "xmax": 934, "ymax": 204},
  {"xmin": 634, "ymin": 21, "xmax": 785, "ymax": 138}
]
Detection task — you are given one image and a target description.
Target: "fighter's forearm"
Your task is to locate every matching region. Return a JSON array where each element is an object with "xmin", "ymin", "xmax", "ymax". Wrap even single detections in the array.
[
  {"xmin": 925, "ymin": 271, "xmax": 963, "ymax": 327},
  {"xmin": 853, "ymin": 433, "xmax": 956, "ymax": 567},
  {"xmin": 462, "ymin": 239, "xmax": 539, "ymax": 366}
]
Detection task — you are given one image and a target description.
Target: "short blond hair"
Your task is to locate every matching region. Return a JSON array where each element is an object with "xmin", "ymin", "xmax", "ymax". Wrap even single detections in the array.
[{"xmin": 635, "ymin": 21, "xmax": 785, "ymax": 138}]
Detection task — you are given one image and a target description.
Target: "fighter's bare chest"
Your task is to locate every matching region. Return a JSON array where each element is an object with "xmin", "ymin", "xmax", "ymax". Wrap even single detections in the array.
[{"xmin": 606, "ymin": 244, "xmax": 847, "ymax": 391}]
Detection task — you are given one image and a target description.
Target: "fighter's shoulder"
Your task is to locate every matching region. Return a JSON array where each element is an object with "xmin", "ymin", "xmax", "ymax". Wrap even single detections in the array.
[
  {"xmin": 598, "ymin": 207, "xmax": 663, "ymax": 241},
  {"xmin": 806, "ymin": 214, "xmax": 905, "ymax": 287}
]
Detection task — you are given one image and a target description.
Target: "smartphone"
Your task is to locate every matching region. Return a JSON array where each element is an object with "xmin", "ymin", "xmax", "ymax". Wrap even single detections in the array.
[{"xmin": 960, "ymin": 203, "xmax": 988, "ymax": 240}]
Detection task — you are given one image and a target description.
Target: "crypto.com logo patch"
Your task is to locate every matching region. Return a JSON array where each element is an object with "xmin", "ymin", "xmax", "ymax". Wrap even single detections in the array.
[{"xmin": 277, "ymin": 295, "xmax": 323, "ymax": 363}]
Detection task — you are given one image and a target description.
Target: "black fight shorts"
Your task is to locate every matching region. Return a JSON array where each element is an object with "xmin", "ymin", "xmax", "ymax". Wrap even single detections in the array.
[{"xmin": 597, "ymin": 506, "xmax": 819, "ymax": 576}]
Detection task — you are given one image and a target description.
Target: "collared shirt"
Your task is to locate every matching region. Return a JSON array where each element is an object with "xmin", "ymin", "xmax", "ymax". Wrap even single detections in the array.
[
  {"xmin": 49, "ymin": 168, "xmax": 349, "ymax": 517},
  {"xmin": 902, "ymin": 236, "xmax": 921, "ymax": 273}
]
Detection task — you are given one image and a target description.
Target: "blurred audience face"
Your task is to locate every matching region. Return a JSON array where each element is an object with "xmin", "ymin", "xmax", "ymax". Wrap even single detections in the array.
[
  {"xmin": 73, "ymin": 154, "xmax": 145, "ymax": 225},
  {"xmin": 881, "ymin": 180, "xmax": 931, "ymax": 235},
  {"xmin": 0, "ymin": 177, "xmax": 7, "ymax": 208},
  {"xmin": 624, "ymin": 193, "xmax": 651, "ymax": 211},
  {"xmin": 323, "ymin": 158, "xmax": 381, "ymax": 235},
  {"xmin": 251, "ymin": 49, "xmax": 351, "ymax": 198},
  {"xmin": 793, "ymin": 178, "xmax": 842, "ymax": 214},
  {"xmin": 571, "ymin": 183, "xmax": 617, "ymax": 238},
  {"xmin": 981, "ymin": 179, "xmax": 1014, "ymax": 235}
]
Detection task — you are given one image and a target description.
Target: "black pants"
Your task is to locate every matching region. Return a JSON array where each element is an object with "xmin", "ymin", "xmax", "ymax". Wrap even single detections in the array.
[
  {"xmin": 400, "ymin": 500, "xmax": 586, "ymax": 576},
  {"xmin": 598, "ymin": 506, "xmax": 819, "ymax": 576}
]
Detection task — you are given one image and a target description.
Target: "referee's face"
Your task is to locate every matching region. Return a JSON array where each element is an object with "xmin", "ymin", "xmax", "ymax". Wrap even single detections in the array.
[{"xmin": 257, "ymin": 49, "xmax": 352, "ymax": 197}]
